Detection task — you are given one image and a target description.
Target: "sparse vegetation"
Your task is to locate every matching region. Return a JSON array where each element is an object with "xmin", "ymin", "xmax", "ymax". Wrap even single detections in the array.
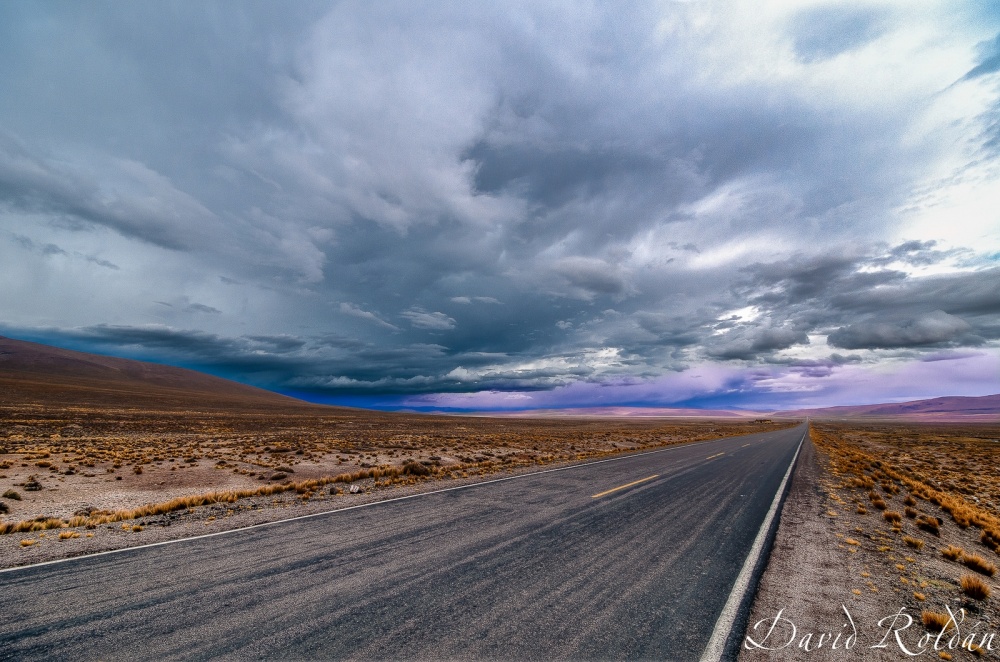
[
  {"xmin": 748, "ymin": 421, "xmax": 1000, "ymax": 659},
  {"xmin": 2, "ymin": 489, "xmax": 21, "ymax": 500},
  {"xmin": 0, "ymin": 405, "xmax": 794, "ymax": 535}
]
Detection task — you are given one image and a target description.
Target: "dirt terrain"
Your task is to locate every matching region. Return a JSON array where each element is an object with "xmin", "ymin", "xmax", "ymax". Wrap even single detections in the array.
[{"xmin": 744, "ymin": 422, "xmax": 1000, "ymax": 661}]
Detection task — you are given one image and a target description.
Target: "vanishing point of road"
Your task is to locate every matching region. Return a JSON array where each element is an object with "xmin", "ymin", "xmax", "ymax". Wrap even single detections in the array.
[{"xmin": 0, "ymin": 423, "xmax": 806, "ymax": 661}]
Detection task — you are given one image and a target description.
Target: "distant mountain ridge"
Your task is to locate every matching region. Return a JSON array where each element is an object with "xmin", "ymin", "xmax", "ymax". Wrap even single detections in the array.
[
  {"xmin": 0, "ymin": 335, "xmax": 318, "ymax": 411},
  {"xmin": 483, "ymin": 407, "xmax": 765, "ymax": 419},
  {"xmin": 781, "ymin": 394, "xmax": 1000, "ymax": 421}
]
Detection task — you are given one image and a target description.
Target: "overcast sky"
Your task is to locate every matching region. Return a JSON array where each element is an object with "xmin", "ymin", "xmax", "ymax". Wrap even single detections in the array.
[{"xmin": 2, "ymin": 1, "xmax": 998, "ymax": 411}]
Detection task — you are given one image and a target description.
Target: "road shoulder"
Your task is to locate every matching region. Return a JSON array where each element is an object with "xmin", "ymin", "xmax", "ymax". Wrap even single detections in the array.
[{"xmin": 740, "ymin": 435, "xmax": 900, "ymax": 661}]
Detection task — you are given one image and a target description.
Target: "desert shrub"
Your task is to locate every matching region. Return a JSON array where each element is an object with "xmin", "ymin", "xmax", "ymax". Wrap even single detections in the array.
[
  {"xmin": 402, "ymin": 460, "xmax": 431, "ymax": 476},
  {"xmin": 916, "ymin": 515, "xmax": 941, "ymax": 536},
  {"xmin": 962, "ymin": 553, "xmax": 997, "ymax": 577},
  {"xmin": 960, "ymin": 574, "xmax": 991, "ymax": 600},
  {"xmin": 942, "ymin": 545, "xmax": 964, "ymax": 561},
  {"xmin": 922, "ymin": 611, "xmax": 954, "ymax": 633},
  {"xmin": 980, "ymin": 529, "xmax": 1000, "ymax": 553}
]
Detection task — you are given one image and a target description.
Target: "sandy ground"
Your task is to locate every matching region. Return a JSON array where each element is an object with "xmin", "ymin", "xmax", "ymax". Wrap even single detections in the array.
[{"xmin": 743, "ymin": 433, "xmax": 1000, "ymax": 661}]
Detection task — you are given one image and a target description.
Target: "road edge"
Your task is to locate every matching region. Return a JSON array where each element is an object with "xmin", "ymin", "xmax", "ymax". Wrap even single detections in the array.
[{"xmin": 699, "ymin": 424, "xmax": 808, "ymax": 662}]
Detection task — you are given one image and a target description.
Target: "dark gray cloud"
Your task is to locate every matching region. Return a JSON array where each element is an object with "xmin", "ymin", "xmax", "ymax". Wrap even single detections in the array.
[
  {"xmin": 0, "ymin": 133, "xmax": 211, "ymax": 251},
  {"xmin": 706, "ymin": 325, "xmax": 810, "ymax": 361},
  {"xmin": 185, "ymin": 303, "xmax": 221, "ymax": 315},
  {"xmin": 0, "ymin": 2, "xmax": 998, "ymax": 407},
  {"xmin": 828, "ymin": 310, "xmax": 976, "ymax": 350}
]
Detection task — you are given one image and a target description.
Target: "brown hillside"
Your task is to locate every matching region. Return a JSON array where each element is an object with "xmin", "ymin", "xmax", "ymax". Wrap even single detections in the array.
[{"xmin": 0, "ymin": 336, "xmax": 319, "ymax": 412}]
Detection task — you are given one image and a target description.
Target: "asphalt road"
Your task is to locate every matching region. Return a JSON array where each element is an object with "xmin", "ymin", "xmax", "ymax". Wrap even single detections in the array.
[{"xmin": 0, "ymin": 423, "xmax": 805, "ymax": 661}]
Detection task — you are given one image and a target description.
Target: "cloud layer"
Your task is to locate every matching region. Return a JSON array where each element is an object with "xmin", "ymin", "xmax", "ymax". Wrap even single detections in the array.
[{"xmin": 1, "ymin": 1, "xmax": 998, "ymax": 410}]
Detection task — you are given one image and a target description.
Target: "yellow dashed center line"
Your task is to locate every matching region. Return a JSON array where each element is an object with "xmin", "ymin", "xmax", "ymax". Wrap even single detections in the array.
[
  {"xmin": 591, "ymin": 474, "xmax": 659, "ymax": 499},
  {"xmin": 707, "ymin": 452, "xmax": 725, "ymax": 460}
]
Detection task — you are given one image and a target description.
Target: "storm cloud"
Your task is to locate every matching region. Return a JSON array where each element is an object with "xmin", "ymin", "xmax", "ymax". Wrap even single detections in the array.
[{"xmin": 1, "ymin": 1, "xmax": 998, "ymax": 410}]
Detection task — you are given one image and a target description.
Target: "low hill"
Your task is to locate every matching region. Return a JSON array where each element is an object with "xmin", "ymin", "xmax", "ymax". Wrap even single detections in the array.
[{"xmin": 0, "ymin": 336, "xmax": 320, "ymax": 412}]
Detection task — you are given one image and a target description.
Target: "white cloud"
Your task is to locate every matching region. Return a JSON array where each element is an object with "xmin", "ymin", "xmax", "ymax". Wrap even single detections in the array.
[
  {"xmin": 401, "ymin": 308, "xmax": 457, "ymax": 331},
  {"xmin": 339, "ymin": 303, "xmax": 399, "ymax": 330}
]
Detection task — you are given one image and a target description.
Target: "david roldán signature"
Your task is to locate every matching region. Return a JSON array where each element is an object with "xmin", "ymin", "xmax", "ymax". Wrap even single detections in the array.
[{"xmin": 745, "ymin": 605, "xmax": 997, "ymax": 656}]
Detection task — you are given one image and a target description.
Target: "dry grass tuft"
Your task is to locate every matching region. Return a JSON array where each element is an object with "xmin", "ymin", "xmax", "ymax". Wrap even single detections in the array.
[
  {"xmin": 19, "ymin": 539, "xmax": 34, "ymax": 547},
  {"xmin": 922, "ymin": 610, "xmax": 955, "ymax": 633},
  {"xmin": 942, "ymin": 545, "xmax": 964, "ymax": 561},
  {"xmin": 960, "ymin": 574, "xmax": 991, "ymax": 600},
  {"xmin": 916, "ymin": 515, "xmax": 941, "ymax": 536},
  {"xmin": 884, "ymin": 510, "xmax": 903, "ymax": 524},
  {"xmin": 961, "ymin": 553, "xmax": 997, "ymax": 577},
  {"xmin": 903, "ymin": 536, "xmax": 924, "ymax": 550},
  {"xmin": 981, "ymin": 528, "xmax": 1000, "ymax": 554}
]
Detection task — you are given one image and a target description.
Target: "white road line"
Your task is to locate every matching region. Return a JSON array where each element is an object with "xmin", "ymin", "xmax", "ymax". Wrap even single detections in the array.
[
  {"xmin": 0, "ymin": 427, "xmax": 800, "ymax": 575},
  {"xmin": 699, "ymin": 428, "xmax": 806, "ymax": 662}
]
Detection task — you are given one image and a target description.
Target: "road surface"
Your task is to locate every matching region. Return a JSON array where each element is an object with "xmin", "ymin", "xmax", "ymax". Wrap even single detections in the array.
[{"xmin": 0, "ymin": 423, "xmax": 805, "ymax": 660}]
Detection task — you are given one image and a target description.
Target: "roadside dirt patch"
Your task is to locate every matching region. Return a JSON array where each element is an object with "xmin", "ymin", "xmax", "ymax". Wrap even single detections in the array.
[{"xmin": 743, "ymin": 423, "xmax": 1000, "ymax": 661}]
